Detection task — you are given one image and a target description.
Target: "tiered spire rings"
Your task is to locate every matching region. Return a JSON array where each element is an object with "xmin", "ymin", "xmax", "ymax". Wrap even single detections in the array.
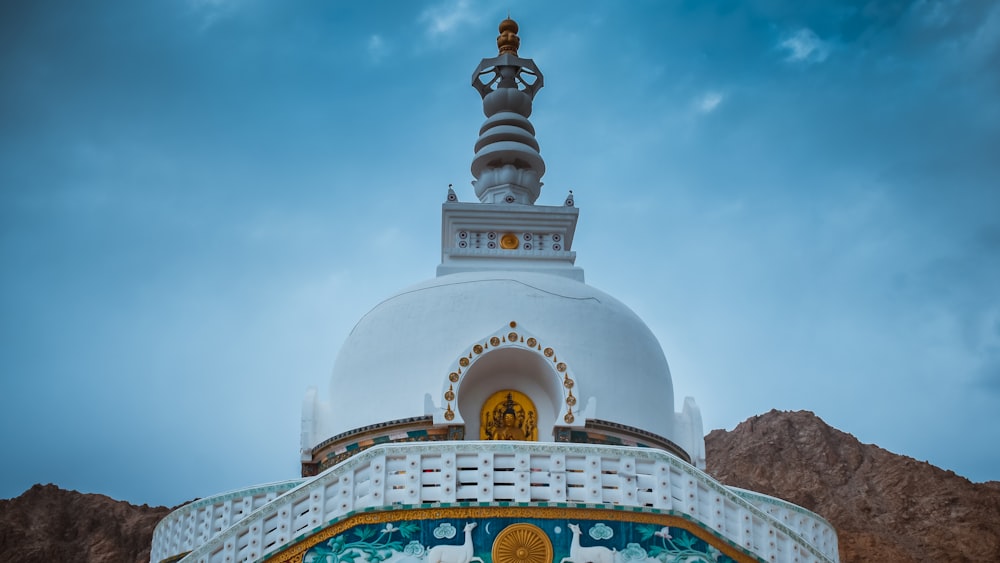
[{"xmin": 471, "ymin": 18, "xmax": 546, "ymax": 205}]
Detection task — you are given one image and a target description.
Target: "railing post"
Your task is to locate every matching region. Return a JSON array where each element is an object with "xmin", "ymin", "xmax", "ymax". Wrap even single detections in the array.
[
  {"xmin": 584, "ymin": 455, "xmax": 602, "ymax": 503},
  {"xmin": 710, "ymin": 490, "xmax": 724, "ymax": 535},
  {"xmin": 247, "ymin": 520, "xmax": 263, "ymax": 562},
  {"xmin": 514, "ymin": 452, "xmax": 531, "ymax": 502},
  {"xmin": 619, "ymin": 456, "xmax": 637, "ymax": 505},
  {"xmin": 221, "ymin": 533, "xmax": 237, "ymax": 563},
  {"xmin": 198, "ymin": 506, "xmax": 210, "ymax": 549},
  {"xmin": 763, "ymin": 523, "xmax": 777, "ymax": 562},
  {"xmin": 405, "ymin": 454, "xmax": 422, "ymax": 504},
  {"xmin": 369, "ymin": 455, "xmax": 387, "ymax": 506},
  {"xmin": 441, "ymin": 452, "xmax": 457, "ymax": 502},
  {"xmin": 309, "ymin": 487, "xmax": 325, "ymax": 529},
  {"xmin": 478, "ymin": 452, "xmax": 494, "ymax": 502},
  {"xmin": 550, "ymin": 453, "xmax": 566, "ymax": 501},
  {"xmin": 739, "ymin": 507, "xmax": 754, "ymax": 553},
  {"xmin": 683, "ymin": 475, "xmax": 698, "ymax": 517},
  {"xmin": 336, "ymin": 470, "xmax": 354, "ymax": 514},
  {"xmin": 275, "ymin": 505, "xmax": 292, "ymax": 550},
  {"xmin": 653, "ymin": 461, "xmax": 671, "ymax": 509}
]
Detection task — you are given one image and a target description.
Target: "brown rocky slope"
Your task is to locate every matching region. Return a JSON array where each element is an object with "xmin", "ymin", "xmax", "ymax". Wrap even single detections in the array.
[
  {"xmin": 0, "ymin": 483, "xmax": 170, "ymax": 563},
  {"xmin": 706, "ymin": 409, "xmax": 1000, "ymax": 562},
  {"xmin": 3, "ymin": 411, "xmax": 998, "ymax": 562}
]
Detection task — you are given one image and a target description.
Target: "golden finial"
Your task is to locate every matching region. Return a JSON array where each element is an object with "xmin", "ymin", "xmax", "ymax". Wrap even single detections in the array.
[{"xmin": 497, "ymin": 16, "xmax": 519, "ymax": 56}]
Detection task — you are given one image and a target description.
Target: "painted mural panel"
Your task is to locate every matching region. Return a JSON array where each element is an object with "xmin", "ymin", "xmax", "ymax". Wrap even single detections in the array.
[{"xmin": 270, "ymin": 507, "xmax": 756, "ymax": 563}]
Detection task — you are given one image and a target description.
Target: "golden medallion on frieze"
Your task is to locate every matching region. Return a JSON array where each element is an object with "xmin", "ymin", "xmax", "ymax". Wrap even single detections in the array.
[
  {"xmin": 556, "ymin": 362, "xmax": 566, "ymax": 372},
  {"xmin": 449, "ymin": 372, "xmax": 459, "ymax": 383},
  {"xmin": 490, "ymin": 336, "xmax": 501, "ymax": 347},
  {"xmin": 543, "ymin": 347, "xmax": 554, "ymax": 358},
  {"xmin": 459, "ymin": 357, "xmax": 470, "ymax": 367},
  {"xmin": 492, "ymin": 523, "xmax": 552, "ymax": 563},
  {"xmin": 480, "ymin": 389, "xmax": 537, "ymax": 441},
  {"xmin": 500, "ymin": 233, "xmax": 520, "ymax": 250},
  {"xmin": 508, "ymin": 331, "xmax": 518, "ymax": 342},
  {"xmin": 473, "ymin": 344, "xmax": 484, "ymax": 354},
  {"xmin": 526, "ymin": 337, "xmax": 537, "ymax": 348}
]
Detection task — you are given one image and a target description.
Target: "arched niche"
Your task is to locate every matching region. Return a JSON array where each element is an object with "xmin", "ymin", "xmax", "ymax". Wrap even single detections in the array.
[{"xmin": 457, "ymin": 346, "xmax": 564, "ymax": 441}]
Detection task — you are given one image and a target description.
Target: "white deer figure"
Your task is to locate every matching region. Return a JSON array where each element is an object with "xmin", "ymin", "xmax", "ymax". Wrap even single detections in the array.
[
  {"xmin": 427, "ymin": 522, "xmax": 484, "ymax": 563},
  {"xmin": 559, "ymin": 523, "xmax": 616, "ymax": 563}
]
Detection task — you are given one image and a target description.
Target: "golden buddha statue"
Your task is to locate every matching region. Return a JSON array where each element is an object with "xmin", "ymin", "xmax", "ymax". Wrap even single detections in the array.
[{"xmin": 482, "ymin": 391, "xmax": 537, "ymax": 441}]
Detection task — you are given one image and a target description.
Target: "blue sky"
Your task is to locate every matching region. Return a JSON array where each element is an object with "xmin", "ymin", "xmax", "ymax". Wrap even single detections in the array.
[{"xmin": 2, "ymin": 0, "xmax": 998, "ymax": 507}]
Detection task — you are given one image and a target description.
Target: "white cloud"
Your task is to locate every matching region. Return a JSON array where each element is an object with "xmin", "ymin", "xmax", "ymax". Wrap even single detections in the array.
[
  {"xmin": 419, "ymin": 0, "xmax": 479, "ymax": 36},
  {"xmin": 914, "ymin": 0, "xmax": 958, "ymax": 28},
  {"xmin": 695, "ymin": 91, "xmax": 724, "ymax": 114},
  {"xmin": 186, "ymin": 0, "xmax": 240, "ymax": 31},
  {"xmin": 779, "ymin": 28, "xmax": 831, "ymax": 64},
  {"xmin": 967, "ymin": 3, "xmax": 1000, "ymax": 64},
  {"xmin": 367, "ymin": 34, "xmax": 389, "ymax": 62}
]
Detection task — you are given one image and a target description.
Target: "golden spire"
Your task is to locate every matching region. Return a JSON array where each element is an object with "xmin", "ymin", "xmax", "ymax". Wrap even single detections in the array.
[{"xmin": 497, "ymin": 16, "xmax": 520, "ymax": 55}]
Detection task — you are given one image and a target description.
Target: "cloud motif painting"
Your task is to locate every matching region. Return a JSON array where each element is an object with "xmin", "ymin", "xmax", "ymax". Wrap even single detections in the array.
[
  {"xmin": 433, "ymin": 523, "xmax": 458, "ymax": 540},
  {"xmin": 589, "ymin": 523, "xmax": 614, "ymax": 541}
]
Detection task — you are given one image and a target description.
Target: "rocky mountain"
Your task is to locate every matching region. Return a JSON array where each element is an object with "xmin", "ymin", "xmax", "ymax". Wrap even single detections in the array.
[
  {"xmin": 706, "ymin": 409, "xmax": 1000, "ymax": 562},
  {"xmin": 3, "ymin": 411, "xmax": 998, "ymax": 562},
  {"xmin": 0, "ymin": 483, "xmax": 170, "ymax": 563}
]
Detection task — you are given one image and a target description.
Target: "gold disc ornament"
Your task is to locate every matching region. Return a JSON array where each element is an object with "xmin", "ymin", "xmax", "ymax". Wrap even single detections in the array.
[
  {"xmin": 492, "ymin": 523, "xmax": 552, "ymax": 563},
  {"xmin": 500, "ymin": 233, "xmax": 520, "ymax": 249}
]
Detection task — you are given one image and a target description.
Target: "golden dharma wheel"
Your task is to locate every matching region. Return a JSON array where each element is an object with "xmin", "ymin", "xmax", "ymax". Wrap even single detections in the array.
[
  {"xmin": 492, "ymin": 523, "xmax": 552, "ymax": 563},
  {"xmin": 500, "ymin": 233, "xmax": 520, "ymax": 249}
]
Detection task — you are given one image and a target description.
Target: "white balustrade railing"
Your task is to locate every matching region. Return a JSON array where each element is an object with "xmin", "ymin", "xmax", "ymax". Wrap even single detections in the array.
[
  {"xmin": 151, "ymin": 479, "xmax": 305, "ymax": 563},
  {"xmin": 729, "ymin": 487, "xmax": 838, "ymax": 560},
  {"xmin": 167, "ymin": 442, "xmax": 837, "ymax": 563}
]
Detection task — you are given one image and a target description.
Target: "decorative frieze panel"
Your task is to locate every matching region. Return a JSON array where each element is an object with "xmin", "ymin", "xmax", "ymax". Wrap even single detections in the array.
[
  {"xmin": 437, "ymin": 202, "xmax": 581, "ymax": 279},
  {"xmin": 283, "ymin": 508, "xmax": 752, "ymax": 563},
  {"xmin": 454, "ymin": 230, "xmax": 566, "ymax": 253}
]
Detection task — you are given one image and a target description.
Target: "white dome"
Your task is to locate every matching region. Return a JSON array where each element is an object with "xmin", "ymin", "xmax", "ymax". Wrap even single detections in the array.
[{"xmin": 315, "ymin": 270, "xmax": 677, "ymax": 445}]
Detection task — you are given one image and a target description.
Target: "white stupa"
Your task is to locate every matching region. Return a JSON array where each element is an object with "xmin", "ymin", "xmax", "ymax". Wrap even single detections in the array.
[{"xmin": 151, "ymin": 18, "xmax": 838, "ymax": 563}]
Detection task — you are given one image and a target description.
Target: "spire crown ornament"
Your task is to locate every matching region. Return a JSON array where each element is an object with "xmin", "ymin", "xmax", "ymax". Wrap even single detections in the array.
[
  {"xmin": 470, "ymin": 18, "xmax": 546, "ymax": 205},
  {"xmin": 497, "ymin": 18, "xmax": 520, "ymax": 55}
]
